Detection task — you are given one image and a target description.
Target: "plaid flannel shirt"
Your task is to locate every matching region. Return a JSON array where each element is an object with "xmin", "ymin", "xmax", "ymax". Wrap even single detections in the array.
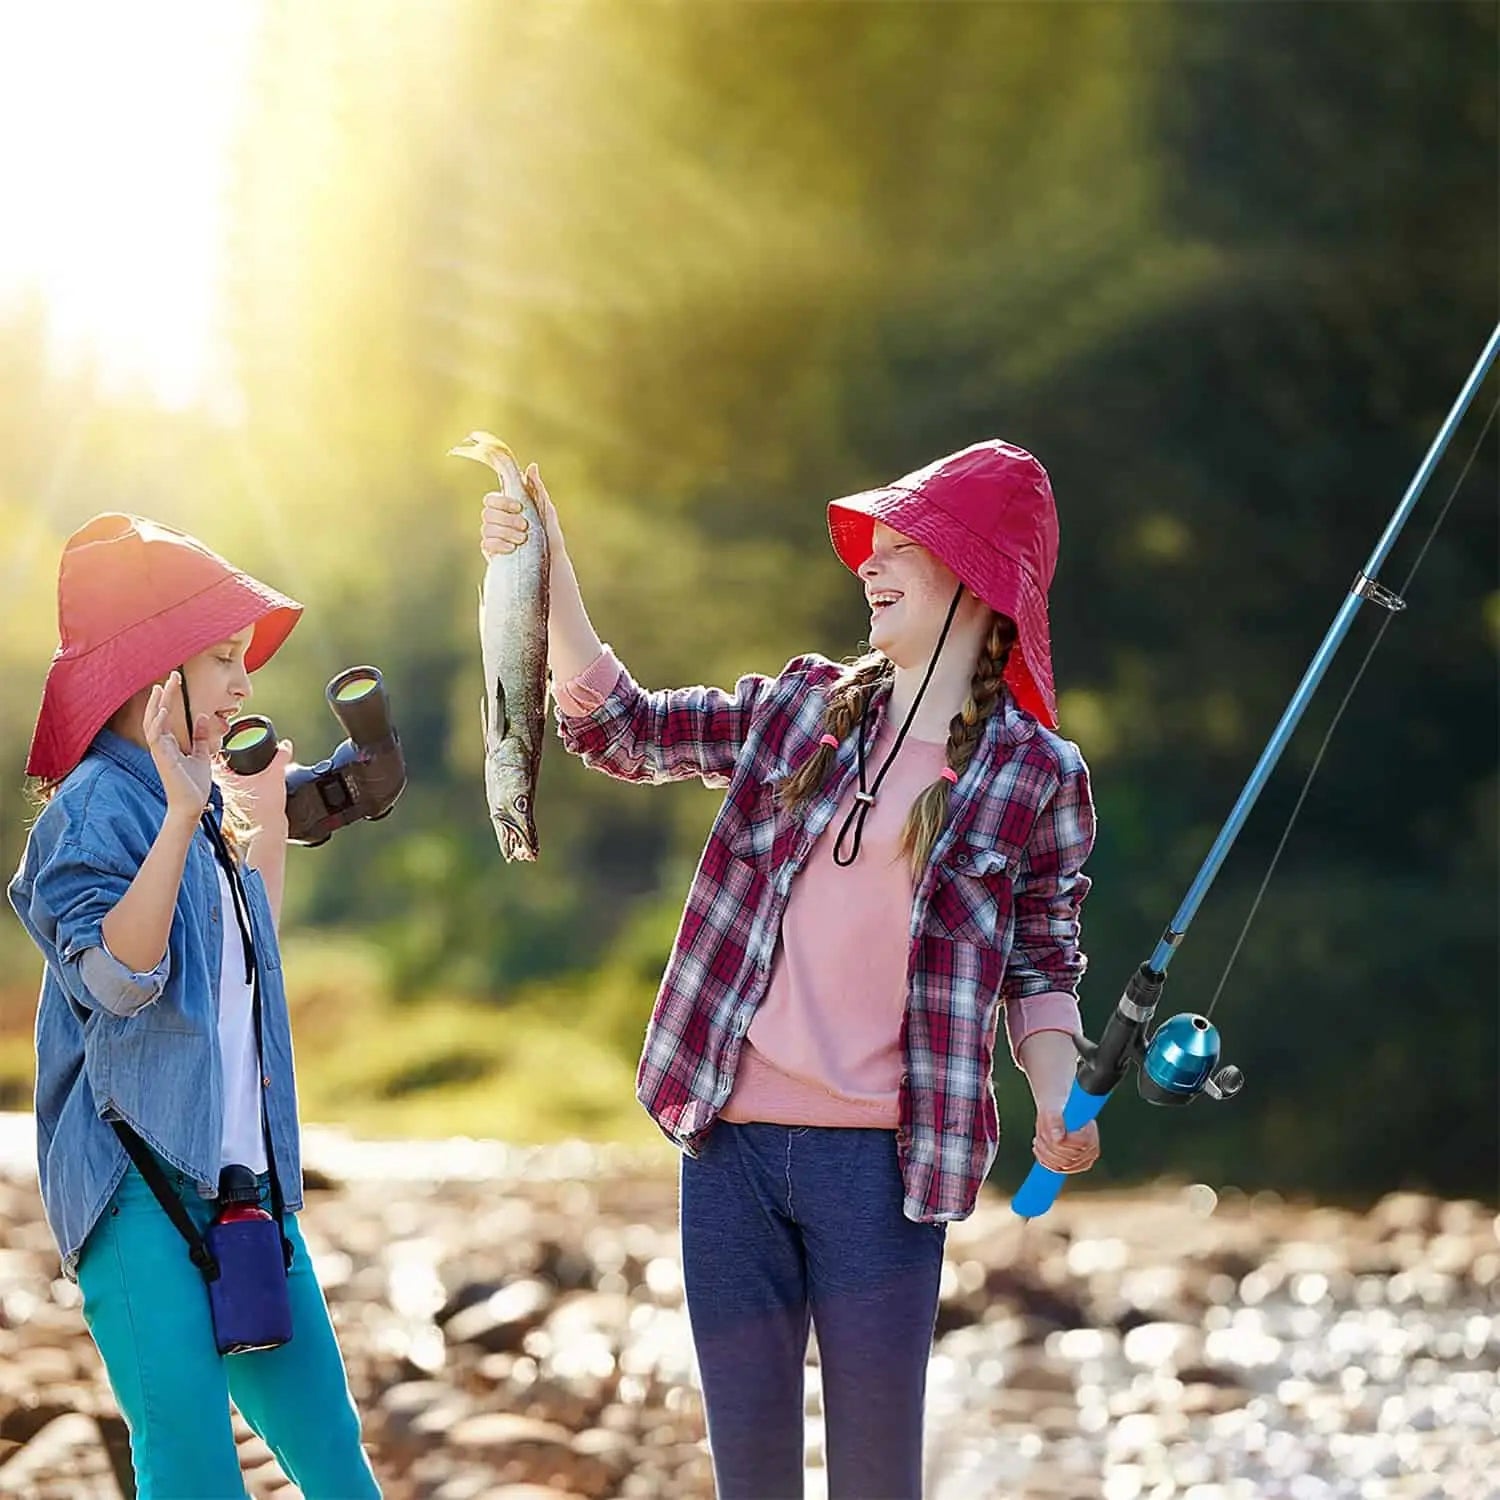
[{"xmin": 556, "ymin": 649, "xmax": 1095, "ymax": 1223}]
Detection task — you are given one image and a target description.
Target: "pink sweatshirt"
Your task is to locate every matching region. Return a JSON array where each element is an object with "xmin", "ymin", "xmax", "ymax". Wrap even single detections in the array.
[{"xmin": 554, "ymin": 649, "xmax": 1081, "ymax": 1128}]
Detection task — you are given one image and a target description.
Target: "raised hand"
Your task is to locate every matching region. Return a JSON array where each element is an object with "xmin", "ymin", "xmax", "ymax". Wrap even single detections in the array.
[{"xmin": 144, "ymin": 672, "xmax": 213, "ymax": 822}]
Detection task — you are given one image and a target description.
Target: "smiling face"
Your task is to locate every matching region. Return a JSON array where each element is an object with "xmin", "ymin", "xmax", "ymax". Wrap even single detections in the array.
[
  {"xmin": 859, "ymin": 522, "xmax": 989, "ymax": 669},
  {"xmin": 177, "ymin": 627, "xmax": 254, "ymax": 750}
]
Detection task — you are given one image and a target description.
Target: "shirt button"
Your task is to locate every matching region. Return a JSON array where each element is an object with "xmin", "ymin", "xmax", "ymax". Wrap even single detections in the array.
[
  {"xmin": 210, "ymin": 908, "xmax": 219, "ymax": 924},
  {"xmin": 262, "ymin": 1075, "xmax": 271, "ymax": 1088}
]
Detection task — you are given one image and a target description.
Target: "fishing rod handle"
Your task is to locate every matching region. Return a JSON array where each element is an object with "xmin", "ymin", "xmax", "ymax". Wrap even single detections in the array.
[{"xmin": 1010, "ymin": 1080, "xmax": 1113, "ymax": 1219}]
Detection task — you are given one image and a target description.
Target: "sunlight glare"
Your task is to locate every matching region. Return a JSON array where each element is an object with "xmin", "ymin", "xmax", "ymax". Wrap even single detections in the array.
[{"xmin": 0, "ymin": 0, "xmax": 260, "ymax": 407}]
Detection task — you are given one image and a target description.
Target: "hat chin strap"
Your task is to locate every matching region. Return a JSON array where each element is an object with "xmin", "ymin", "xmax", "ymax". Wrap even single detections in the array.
[
  {"xmin": 176, "ymin": 664, "xmax": 193, "ymax": 745},
  {"xmin": 832, "ymin": 582, "xmax": 965, "ymax": 867}
]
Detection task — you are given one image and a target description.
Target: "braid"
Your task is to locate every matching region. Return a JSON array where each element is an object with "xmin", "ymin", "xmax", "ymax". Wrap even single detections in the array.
[
  {"xmin": 778, "ymin": 651, "xmax": 892, "ymax": 812},
  {"xmin": 900, "ymin": 614, "xmax": 1016, "ymax": 876}
]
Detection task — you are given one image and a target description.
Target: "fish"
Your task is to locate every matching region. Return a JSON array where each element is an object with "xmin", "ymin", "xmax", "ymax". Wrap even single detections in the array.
[{"xmin": 448, "ymin": 431, "xmax": 550, "ymax": 861}]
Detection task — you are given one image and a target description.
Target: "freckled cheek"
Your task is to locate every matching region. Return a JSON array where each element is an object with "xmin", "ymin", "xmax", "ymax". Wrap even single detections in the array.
[{"xmin": 902, "ymin": 578, "xmax": 951, "ymax": 618}]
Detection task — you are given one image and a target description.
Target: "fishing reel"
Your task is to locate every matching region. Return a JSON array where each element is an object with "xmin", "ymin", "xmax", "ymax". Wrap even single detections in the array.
[
  {"xmin": 1072, "ymin": 965, "xmax": 1245, "ymax": 1109},
  {"xmin": 222, "ymin": 666, "xmax": 407, "ymax": 847},
  {"xmin": 1011, "ymin": 965, "xmax": 1243, "ymax": 1219},
  {"xmin": 1136, "ymin": 1013, "xmax": 1244, "ymax": 1106}
]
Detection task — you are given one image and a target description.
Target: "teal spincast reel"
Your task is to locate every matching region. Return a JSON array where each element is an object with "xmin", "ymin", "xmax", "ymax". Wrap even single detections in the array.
[{"xmin": 1139, "ymin": 1012, "xmax": 1244, "ymax": 1107}]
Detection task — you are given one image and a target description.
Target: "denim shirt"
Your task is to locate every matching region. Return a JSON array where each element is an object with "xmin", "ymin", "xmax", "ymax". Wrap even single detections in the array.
[{"xmin": 7, "ymin": 730, "xmax": 304, "ymax": 1277}]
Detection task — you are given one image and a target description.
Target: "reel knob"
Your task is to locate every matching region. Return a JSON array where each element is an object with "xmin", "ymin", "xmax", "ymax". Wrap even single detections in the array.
[{"xmin": 1204, "ymin": 1064, "xmax": 1244, "ymax": 1101}]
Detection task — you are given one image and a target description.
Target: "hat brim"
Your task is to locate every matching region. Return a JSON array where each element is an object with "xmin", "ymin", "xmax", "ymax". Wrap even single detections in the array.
[
  {"xmin": 25, "ymin": 575, "xmax": 302, "ymax": 781},
  {"xmin": 828, "ymin": 488, "xmax": 1058, "ymax": 729}
]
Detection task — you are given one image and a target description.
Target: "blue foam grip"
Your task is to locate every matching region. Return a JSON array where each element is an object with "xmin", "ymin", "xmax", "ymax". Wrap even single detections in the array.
[{"xmin": 1009, "ymin": 1081, "xmax": 1112, "ymax": 1219}]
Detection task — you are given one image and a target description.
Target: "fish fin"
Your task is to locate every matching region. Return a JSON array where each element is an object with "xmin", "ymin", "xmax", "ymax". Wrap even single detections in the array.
[{"xmin": 494, "ymin": 675, "xmax": 511, "ymax": 741}]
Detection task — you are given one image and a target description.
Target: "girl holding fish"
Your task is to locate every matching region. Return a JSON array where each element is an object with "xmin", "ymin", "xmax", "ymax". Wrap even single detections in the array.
[
  {"xmin": 9, "ymin": 514, "xmax": 380, "ymax": 1499},
  {"xmin": 477, "ymin": 440, "xmax": 1099, "ymax": 1500}
]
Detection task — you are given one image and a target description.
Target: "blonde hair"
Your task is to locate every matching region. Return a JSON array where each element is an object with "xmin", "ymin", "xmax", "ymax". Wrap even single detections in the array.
[{"xmin": 779, "ymin": 613, "xmax": 1017, "ymax": 876}]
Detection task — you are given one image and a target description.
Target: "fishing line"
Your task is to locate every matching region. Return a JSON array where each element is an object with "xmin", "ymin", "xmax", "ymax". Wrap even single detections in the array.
[
  {"xmin": 1204, "ymin": 393, "xmax": 1499, "ymax": 1021},
  {"xmin": 1011, "ymin": 323, "xmax": 1500, "ymax": 1220}
]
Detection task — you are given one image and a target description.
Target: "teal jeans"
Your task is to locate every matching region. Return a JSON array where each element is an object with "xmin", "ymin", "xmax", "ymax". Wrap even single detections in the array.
[{"xmin": 76, "ymin": 1163, "xmax": 381, "ymax": 1499}]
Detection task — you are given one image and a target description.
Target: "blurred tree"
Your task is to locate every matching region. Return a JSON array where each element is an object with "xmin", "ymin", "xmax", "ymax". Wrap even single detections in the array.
[{"xmin": 2, "ymin": 0, "xmax": 1493, "ymax": 1196}]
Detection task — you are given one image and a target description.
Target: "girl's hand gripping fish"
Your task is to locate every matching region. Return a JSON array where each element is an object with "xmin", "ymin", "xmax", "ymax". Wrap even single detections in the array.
[{"xmin": 449, "ymin": 431, "xmax": 550, "ymax": 861}]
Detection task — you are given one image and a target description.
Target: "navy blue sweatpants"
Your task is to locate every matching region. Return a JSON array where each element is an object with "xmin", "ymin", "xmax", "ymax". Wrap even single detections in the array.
[{"xmin": 680, "ymin": 1123, "xmax": 947, "ymax": 1500}]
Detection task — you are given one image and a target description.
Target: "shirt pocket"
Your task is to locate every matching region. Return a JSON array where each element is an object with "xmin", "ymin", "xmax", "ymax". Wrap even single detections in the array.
[
  {"xmin": 925, "ymin": 836, "xmax": 1019, "ymax": 947},
  {"xmin": 726, "ymin": 759, "xmax": 795, "ymax": 870}
]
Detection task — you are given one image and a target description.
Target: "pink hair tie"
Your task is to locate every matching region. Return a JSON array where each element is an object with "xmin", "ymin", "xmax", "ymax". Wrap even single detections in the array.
[
  {"xmin": 939, "ymin": 766, "xmax": 959, "ymax": 784},
  {"xmin": 819, "ymin": 734, "xmax": 840, "ymax": 749}
]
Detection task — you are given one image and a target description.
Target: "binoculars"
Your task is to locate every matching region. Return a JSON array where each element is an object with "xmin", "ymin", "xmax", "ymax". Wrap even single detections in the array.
[{"xmin": 222, "ymin": 666, "xmax": 406, "ymax": 847}]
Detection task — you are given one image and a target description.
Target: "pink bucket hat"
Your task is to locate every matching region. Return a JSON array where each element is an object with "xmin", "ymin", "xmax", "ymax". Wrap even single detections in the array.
[
  {"xmin": 827, "ymin": 439, "xmax": 1061, "ymax": 728},
  {"xmin": 26, "ymin": 513, "xmax": 302, "ymax": 781}
]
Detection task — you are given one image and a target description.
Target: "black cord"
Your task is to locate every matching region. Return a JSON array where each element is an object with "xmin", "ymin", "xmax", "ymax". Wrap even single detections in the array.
[{"xmin": 833, "ymin": 584, "xmax": 965, "ymax": 866}]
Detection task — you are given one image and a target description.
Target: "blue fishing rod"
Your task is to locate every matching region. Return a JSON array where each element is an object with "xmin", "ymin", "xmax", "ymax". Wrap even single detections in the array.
[{"xmin": 1011, "ymin": 323, "xmax": 1500, "ymax": 1220}]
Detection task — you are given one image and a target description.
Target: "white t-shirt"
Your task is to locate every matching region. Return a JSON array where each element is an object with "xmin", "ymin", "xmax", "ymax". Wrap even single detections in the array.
[{"xmin": 215, "ymin": 862, "xmax": 268, "ymax": 1174}]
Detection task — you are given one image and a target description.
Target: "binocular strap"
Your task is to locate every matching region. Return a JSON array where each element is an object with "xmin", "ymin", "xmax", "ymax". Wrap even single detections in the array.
[
  {"xmin": 109, "ymin": 809, "xmax": 294, "ymax": 1284},
  {"xmin": 109, "ymin": 1118, "xmax": 223, "ymax": 1280}
]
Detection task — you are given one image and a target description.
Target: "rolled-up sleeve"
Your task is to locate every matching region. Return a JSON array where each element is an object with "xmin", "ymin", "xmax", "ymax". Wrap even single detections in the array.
[
  {"xmin": 1003, "ymin": 989, "xmax": 1083, "ymax": 1064},
  {"xmin": 77, "ymin": 940, "xmax": 170, "ymax": 1018},
  {"xmin": 552, "ymin": 647, "xmax": 625, "ymax": 717},
  {"xmin": 28, "ymin": 840, "xmax": 170, "ymax": 1019}
]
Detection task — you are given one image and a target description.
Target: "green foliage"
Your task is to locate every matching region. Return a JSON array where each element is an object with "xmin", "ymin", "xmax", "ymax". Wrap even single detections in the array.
[{"xmin": 1, "ymin": 2, "xmax": 1494, "ymax": 1199}]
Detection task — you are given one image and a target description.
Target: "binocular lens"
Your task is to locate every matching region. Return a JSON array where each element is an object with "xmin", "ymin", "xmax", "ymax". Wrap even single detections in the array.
[
  {"xmin": 223, "ymin": 715, "xmax": 278, "ymax": 777},
  {"xmin": 325, "ymin": 666, "xmax": 391, "ymax": 750},
  {"xmin": 224, "ymin": 723, "xmax": 271, "ymax": 754},
  {"xmin": 333, "ymin": 672, "xmax": 379, "ymax": 704}
]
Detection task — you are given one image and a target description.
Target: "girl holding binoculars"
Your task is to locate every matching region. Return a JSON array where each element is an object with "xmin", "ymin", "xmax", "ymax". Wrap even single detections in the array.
[{"xmin": 9, "ymin": 514, "xmax": 379, "ymax": 1498}]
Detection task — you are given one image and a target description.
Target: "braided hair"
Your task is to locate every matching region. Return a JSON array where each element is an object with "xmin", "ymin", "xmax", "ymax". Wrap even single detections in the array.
[
  {"xmin": 898, "ymin": 613, "xmax": 1015, "ymax": 874},
  {"xmin": 779, "ymin": 613, "xmax": 1017, "ymax": 876},
  {"xmin": 776, "ymin": 650, "xmax": 892, "ymax": 811}
]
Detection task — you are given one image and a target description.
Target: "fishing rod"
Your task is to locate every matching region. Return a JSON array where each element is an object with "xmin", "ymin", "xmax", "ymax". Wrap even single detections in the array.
[{"xmin": 1011, "ymin": 323, "xmax": 1500, "ymax": 1220}]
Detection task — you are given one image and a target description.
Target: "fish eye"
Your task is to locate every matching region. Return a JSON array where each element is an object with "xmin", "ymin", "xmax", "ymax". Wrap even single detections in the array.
[{"xmin": 513, "ymin": 793, "xmax": 530, "ymax": 814}]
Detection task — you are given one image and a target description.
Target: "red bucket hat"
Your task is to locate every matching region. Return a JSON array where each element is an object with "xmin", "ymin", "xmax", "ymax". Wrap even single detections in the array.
[
  {"xmin": 26, "ymin": 513, "xmax": 303, "ymax": 781},
  {"xmin": 827, "ymin": 439, "xmax": 1061, "ymax": 729}
]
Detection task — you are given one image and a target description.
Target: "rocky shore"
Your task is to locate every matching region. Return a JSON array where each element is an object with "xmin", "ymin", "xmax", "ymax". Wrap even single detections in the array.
[{"xmin": 0, "ymin": 1119, "xmax": 1494, "ymax": 1500}]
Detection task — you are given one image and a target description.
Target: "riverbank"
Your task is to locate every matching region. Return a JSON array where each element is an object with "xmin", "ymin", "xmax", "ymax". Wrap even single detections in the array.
[{"xmin": 0, "ymin": 1118, "xmax": 1495, "ymax": 1499}]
